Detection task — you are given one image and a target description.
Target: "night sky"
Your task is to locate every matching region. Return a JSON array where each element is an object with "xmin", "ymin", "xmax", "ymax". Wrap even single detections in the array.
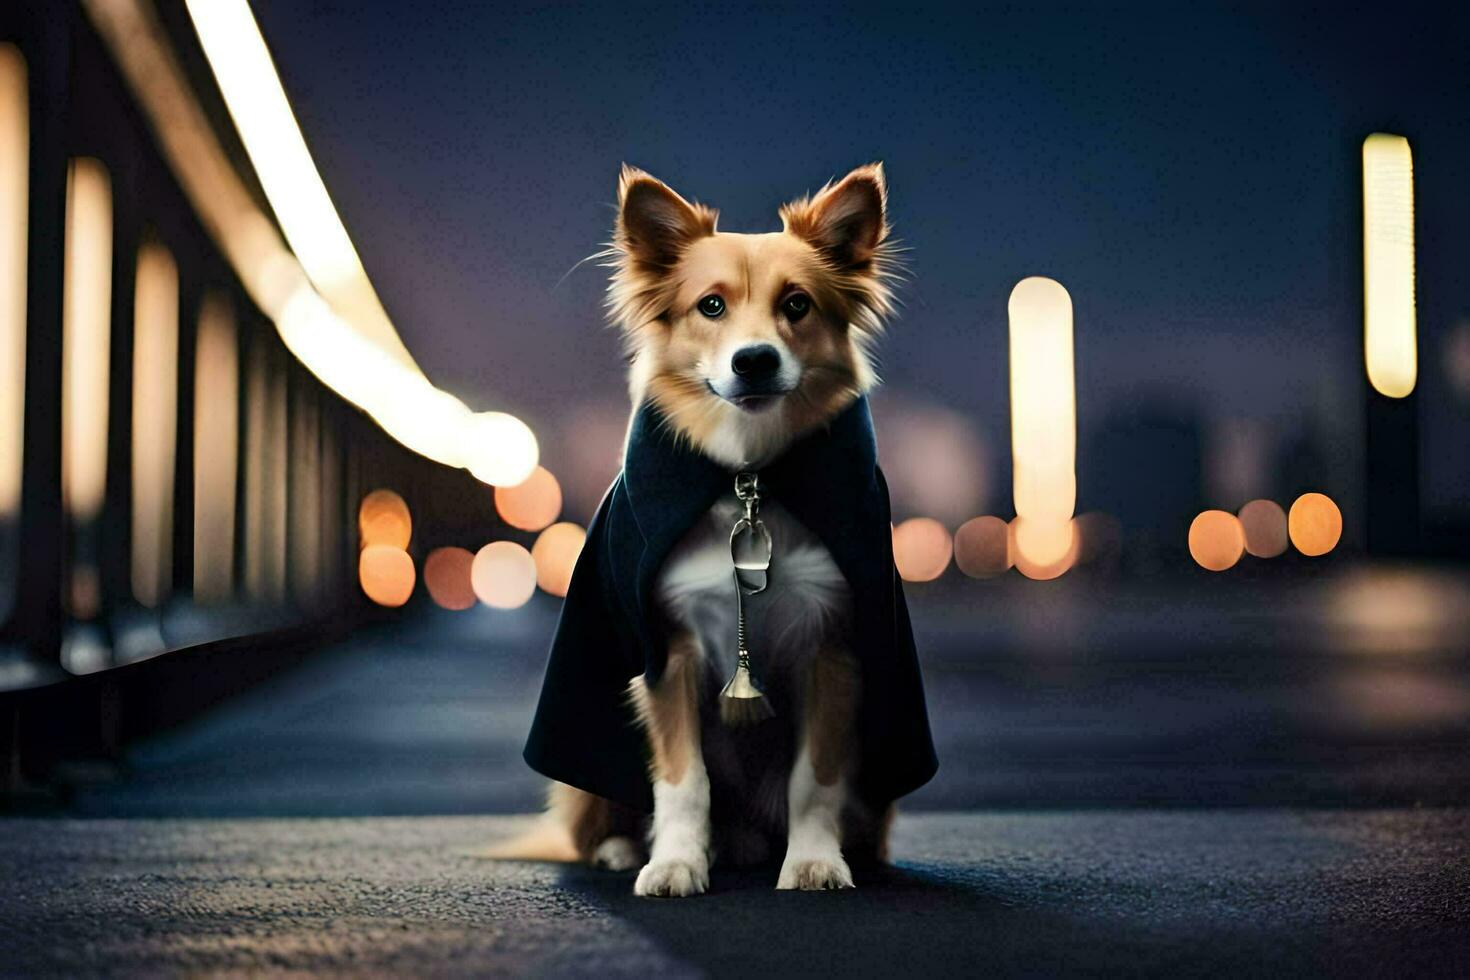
[{"xmin": 248, "ymin": 1, "xmax": 1470, "ymax": 525}]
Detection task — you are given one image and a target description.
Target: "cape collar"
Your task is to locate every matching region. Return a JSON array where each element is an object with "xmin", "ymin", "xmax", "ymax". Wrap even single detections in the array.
[{"xmin": 622, "ymin": 394, "xmax": 879, "ymax": 549}]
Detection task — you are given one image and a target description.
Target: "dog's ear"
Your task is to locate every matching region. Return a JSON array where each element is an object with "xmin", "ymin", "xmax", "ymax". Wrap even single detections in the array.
[
  {"xmin": 616, "ymin": 166, "xmax": 717, "ymax": 267},
  {"xmin": 780, "ymin": 163, "xmax": 889, "ymax": 270}
]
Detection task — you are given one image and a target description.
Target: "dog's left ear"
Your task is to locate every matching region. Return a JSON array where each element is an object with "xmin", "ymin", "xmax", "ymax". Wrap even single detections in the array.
[{"xmin": 780, "ymin": 163, "xmax": 889, "ymax": 270}]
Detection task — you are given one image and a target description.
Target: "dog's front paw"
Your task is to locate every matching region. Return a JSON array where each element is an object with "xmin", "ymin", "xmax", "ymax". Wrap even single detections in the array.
[
  {"xmin": 634, "ymin": 857, "xmax": 709, "ymax": 897},
  {"xmin": 777, "ymin": 854, "xmax": 854, "ymax": 891}
]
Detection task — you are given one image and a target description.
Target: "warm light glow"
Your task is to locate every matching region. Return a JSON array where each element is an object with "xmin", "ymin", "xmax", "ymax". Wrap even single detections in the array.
[
  {"xmin": 532, "ymin": 522, "xmax": 586, "ymax": 597},
  {"xmin": 130, "ymin": 242, "xmax": 180, "ymax": 608},
  {"xmin": 69, "ymin": 563, "xmax": 101, "ymax": 620},
  {"xmin": 1362, "ymin": 133, "xmax": 1416, "ymax": 398},
  {"xmin": 242, "ymin": 344, "xmax": 287, "ymax": 601},
  {"xmin": 1289, "ymin": 492, "xmax": 1342, "ymax": 557},
  {"xmin": 193, "ymin": 291, "xmax": 238, "ymax": 602},
  {"xmin": 358, "ymin": 489, "xmax": 412, "ymax": 550},
  {"xmin": 359, "ymin": 544, "xmax": 415, "ymax": 607},
  {"xmin": 83, "ymin": 0, "xmax": 540, "ymax": 486},
  {"xmin": 183, "ymin": 0, "xmax": 391, "ymax": 324},
  {"xmin": 61, "ymin": 158, "xmax": 112, "ymax": 524},
  {"xmin": 1188, "ymin": 510, "xmax": 1245, "ymax": 572},
  {"xmin": 953, "ymin": 516, "xmax": 1011, "ymax": 579},
  {"xmin": 424, "ymin": 546, "xmax": 476, "ymax": 611},
  {"xmin": 1008, "ymin": 277, "xmax": 1076, "ymax": 572},
  {"xmin": 288, "ymin": 386, "xmax": 321, "ymax": 603},
  {"xmin": 1325, "ymin": 568, "xmax": 1470, "ymax": 657},
  {"xmin": 1012, "ymin": 515, "xmax": 1074, "ymax": 567},
  {"xmin": 466, "ymin": 412, "xmax": 540, "ymax": 487},
  {"xmin": 1010, "ymin": 516, "xmax": 1078, "ymax": 580},
  {"xmin": 0, "ymin": 45, "xmax": 27, "ymax": 520},
  {"xmin": 1237, "ymin": 499, "xmax": 1287, "ymax": 559},
  {"xmin": 892, "ymin": 518, "xmax": 952, "ymax": 583},
  {"xmin": 471, "ymin": 540, "xmax": 537, "ymax": 609},
  {"xmin": 496, "ymin": 466, "xmax": 563, "ymax": 532}
]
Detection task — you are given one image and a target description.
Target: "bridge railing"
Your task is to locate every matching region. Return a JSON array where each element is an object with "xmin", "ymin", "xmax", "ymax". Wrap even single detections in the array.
[{"xmin": 0, "ymin": 3, "xmax": 487, "ymax": 802}]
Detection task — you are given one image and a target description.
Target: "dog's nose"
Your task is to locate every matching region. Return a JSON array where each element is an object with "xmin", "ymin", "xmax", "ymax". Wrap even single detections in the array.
[{"xmin": 731, "ymin": 344, "xmax": 781, "ymax": 380}]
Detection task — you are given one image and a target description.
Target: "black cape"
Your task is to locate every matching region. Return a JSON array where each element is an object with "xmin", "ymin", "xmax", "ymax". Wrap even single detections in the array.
[{"xmin": 523, "ymin": 395, "xmax": 938, "ymax": 813}]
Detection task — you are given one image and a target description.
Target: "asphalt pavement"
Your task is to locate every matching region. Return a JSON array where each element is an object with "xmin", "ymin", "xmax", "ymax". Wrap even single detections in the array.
[
  {"xmin": 3, "ymin": 809, "xmax": 1467, "ymax": 977},
  {"xmin": 7, "ymin": 567, "xmax": 1470, "ymax": 976}
]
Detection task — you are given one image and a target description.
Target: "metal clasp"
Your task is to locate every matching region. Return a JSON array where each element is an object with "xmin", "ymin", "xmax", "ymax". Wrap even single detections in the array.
[{"xmin": 734, "ymin": 471, "xmax": 760, "ymax": 523}]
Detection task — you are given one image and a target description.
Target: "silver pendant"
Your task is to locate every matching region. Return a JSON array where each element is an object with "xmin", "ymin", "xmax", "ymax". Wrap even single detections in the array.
[{"xmin": 720, "ymin": 472, "xmax": 774, "ymax": 725}]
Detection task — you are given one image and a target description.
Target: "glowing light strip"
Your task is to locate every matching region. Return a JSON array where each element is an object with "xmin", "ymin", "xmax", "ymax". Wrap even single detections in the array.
[
  {"xmin": 61, "ymin": 158, "xmax": 113, "ymax": 523},
  {"xmin": 0, "ymin": 45, "xmax": 27, "ymax": 519},
  {"xmin": 130, "ymin": 242, "xmax": 179, "ymax": 607},
  {"xmin": 181, "ymin": 0, "xmax": 406, "ymax": 362},
  {"xmin": 1008, "ymin": 276, "xmax": 1076, "ymax": 570},
  {"xmin": 82, "ymin": 0, "xmax": 537, "ymax": 486},
  {"xmin": 1362, "ymin": 133, "xmax": 1417, "ymax": 399}
]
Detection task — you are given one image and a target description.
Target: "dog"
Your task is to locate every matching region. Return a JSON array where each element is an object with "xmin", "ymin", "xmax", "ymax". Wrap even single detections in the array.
[{"xmin": 494, "ymin": 163, "xmax": 929, "ymax": 896}]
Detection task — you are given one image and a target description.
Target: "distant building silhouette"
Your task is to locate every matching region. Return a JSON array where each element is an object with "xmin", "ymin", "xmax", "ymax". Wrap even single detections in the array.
[{"xmin": 1082, "ymin": 394, "xmax": 1204, "ymax": 572}]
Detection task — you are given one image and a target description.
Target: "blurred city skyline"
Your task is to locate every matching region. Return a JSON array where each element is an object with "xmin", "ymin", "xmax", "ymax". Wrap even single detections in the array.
[{"xmin": 248, "ymin": 1, "xmax": 1470, "ymax": 528}]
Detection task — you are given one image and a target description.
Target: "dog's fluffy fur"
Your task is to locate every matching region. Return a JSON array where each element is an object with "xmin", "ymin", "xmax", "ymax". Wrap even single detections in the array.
[{"xmin": 487, "ymin": 164, "xmax": 900, "ymax": 895}]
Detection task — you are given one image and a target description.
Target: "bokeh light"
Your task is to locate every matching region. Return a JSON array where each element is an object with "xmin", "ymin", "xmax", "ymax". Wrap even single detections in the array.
[
  {"xmin": 1008, "ymin": 276, "xmax": 1076, "ymax": 545},
  {"xmin": 130, "ymin": 242, "xmax": 180, "ymax": 609},
  {"xmin": 358, "ymin": 488, "xmax": 411, "ymax": 549},
  {"xmin": 1012, "ymin": 515, "xmax": 1074, "ymax": 568},
  {"xmin": 359, "ymin": 544, "xmax": 415, "ymax": 607},
  {"xmin": 532, "ymin": 522, "xmax": 587, "ymax": 597},
  {"xmin": 495, "ymin": 465, "xmax": 563, "ymax": 532},
  {"xmin": 879, "ymin": 401, "xmax": 989, "ymax": 525},
  {"xmin": 0, "ymin": 44, "xmax": 26, "ymax": 523},
  {"xmin": 1011, "ymin": 517, "xmax": 1078, "ymax": 580},
  {"xmin": 193, "ymin": 291, "xmax": 238, "ymax": 603},
  {"xmin": 953, "ymin": 516, "xmax": 1011, "ymax": 579},
  {"xmin": 1237, "ymin": 499, "xmax": 1288, "ymax": 558},
  {"xmin": 1362, "ymin": 133, "xmax": 1416, "ymax": 399},
  {"xmin": 96, "ymin": 0, "xmax": 540, "ymax": 485},
  {"xmin": 1289, "ymin": 492, "xmax": 1342, "ymax": 557},
  {"xmin": 423, "ymin": 546, "xmax": 476, "ymax": 611},
  {"xmin": 471, "ymin": 540, "xmax": 537, "ymax": 609},
  {"xmin": 1188, "ymin": 510, "xmax": 1245, "ymax": 571},
  {"xmin": 61, "ymin": 157, "xmax": 112, "ymax": 524},
  {"xmin": 892, "ymin": 518, "xmax": 952, "ymax": 582}
]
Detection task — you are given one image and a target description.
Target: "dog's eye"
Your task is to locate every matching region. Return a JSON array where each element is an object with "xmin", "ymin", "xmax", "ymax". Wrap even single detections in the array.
[
  {"xmin": 781, "ymin": 293, "xmax": 811, "ymax": 322},
  {"xmin": 697, "ymin": 295, "xmax": 725, "ymax": 318}
]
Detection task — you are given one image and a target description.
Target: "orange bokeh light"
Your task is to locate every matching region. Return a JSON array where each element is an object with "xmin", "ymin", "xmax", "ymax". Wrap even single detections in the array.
[
  {"xmin": 1289, "ymin": 492, "xmax": 1342, "ymax": 557},
  {"xmin": 359, "ymin": 488, "xmax": 411, "ymax": 549},
  {"xmin": 1011, "ymin": 516, "xmax": 1078, "ymax": 580},
  {"xmin": 1012, "ymin": 515, "xmax": 1074, "ymax": 568},
  {"xmin": 1238, "ymin": 499, "xmax": 1288, "ymax": 558},
  {"xmin": 1188, "ymin": 510, "xmax": 1244, "ymax": 571},
  {"xmin": 892, "ymin": 518, "xmax": 952, "ymax": 583},
  {"xmin": 471, "ymin": 540, "xmax": 537, "ymax": 609},
  {"xmin": 494, "ymin": 465, "xmax": 562, "ymax": 532},
  {"xmin": 532, "ymin": 522, "xmax": 586, "ymax": 597},
  {"xmin": 423, "ymin": 546, "xmax": 476, "ymax": 611},
  {"xmin": 953, "ymin": 516, "xmax": 1011, "ymax": 579},
  {"xmin": 359, "ymin": 544, "xmax": 414, "ymax": 607}
]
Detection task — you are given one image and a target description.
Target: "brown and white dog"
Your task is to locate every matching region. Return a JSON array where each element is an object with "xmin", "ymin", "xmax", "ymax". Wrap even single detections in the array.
[{"xmin": 493, "ymin": 163, "xmax": 900, "ymax": 896}]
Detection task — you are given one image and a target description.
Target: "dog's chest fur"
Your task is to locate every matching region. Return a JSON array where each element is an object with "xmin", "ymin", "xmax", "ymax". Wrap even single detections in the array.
[{"xmin": 655, "ymin": 493, "xmax": 851, "ymax": 685}]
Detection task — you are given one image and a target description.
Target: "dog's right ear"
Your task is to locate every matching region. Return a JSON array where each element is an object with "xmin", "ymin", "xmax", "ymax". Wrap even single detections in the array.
[{"xmin": 616, "ymin": 166, "xmax": 717, "ymax": 268}]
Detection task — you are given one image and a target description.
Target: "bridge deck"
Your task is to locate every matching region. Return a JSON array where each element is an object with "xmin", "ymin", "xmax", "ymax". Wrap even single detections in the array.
[{"xmin": 6, "ymin": 575, "xmax": 1470, "ymax": 975}]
